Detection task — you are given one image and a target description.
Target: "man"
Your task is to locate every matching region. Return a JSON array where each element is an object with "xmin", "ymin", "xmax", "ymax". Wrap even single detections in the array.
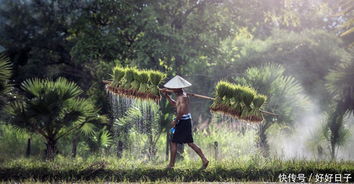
[{"xmin": 161, "ymin": 75, "xmax": 209, "ymax": 169}]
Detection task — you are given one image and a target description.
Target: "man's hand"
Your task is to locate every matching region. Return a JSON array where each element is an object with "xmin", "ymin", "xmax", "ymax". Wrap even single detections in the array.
[
  {"xmin": 170, "ymin": 120, "xmax": 177, "ymax": 127},
  {"xmin": 160, "ymin": 88, "xmax": 169, "ymax": 96}
]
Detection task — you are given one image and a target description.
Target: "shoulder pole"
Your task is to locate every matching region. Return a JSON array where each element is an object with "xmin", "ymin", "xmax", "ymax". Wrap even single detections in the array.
[{"xmin": 104, "ymin": 81, "xmax": 278, "ymax": 116}]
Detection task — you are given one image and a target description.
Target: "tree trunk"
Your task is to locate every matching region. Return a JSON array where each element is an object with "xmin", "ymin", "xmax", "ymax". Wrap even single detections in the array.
[
  {"xmin": 328, "ymin": 104, "xmax": 346, "ymax": 161},
  {"xmin": 45, "ymin": 138, "xmax": 57, "ymax": 160},
  {"xmin": 147, "ymin": 135, "xmax": 156, "ymax": 160},
  {"xmin": 25, "ymin": 137, "xmax": 31, "ymax": 158},
  {"xmin": 166, "ymin": 129, "xmax": 170, "ymax": 161},
  {"xmin": 330, "ymin": 142, "xmax": 336, "ymax": 160},
  {"xmin": 71, "ymin": 135, "xmax": 78, "ymax": 158},
  {"xmin": 258, "ymin": 121, "xmax": 271, "ymax": 157},
  {"xmin": 116, "ymin": 140, "xmax": 123, "ymax": 158}
]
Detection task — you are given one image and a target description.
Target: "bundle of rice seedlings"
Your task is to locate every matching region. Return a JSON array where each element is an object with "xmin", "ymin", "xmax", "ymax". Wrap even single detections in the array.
[
  {"xmin": 241, "ymin": 86, "xmax": 256, "ymax": 107},
  {"xmin": 247, "ymin": 94, "xmax": 267, "ymax": 121},
  {"xmin": 107, "ymin": 66, "xmax": 167, "ymax": 102},
  {"xmin": 130, "ymin": 70, "xmax": 141, "ymax": 91},
  {"xmin": 211, "ymin": 81, "xmax": 229, "ymax": 112},
  {"xmin": 111, "ymin": 66, "xmax": 125, "ymax": 87},
  {"xmin": 233, "ymin": 85, "xmax": 243, "ymax": 102},
  {"xmin": 138, "ymin": 71, "xmax": 149, "ymax": 93},
  {"xmin": 149, "ymin": 71, "xmax": 166, "ymax": 96},
  {"xmin": 224, "ymin": 85, "xmax": 234, "ymax": 106},
  {"xmin": 122, "ymin": 68, "xmax": 135, "ymax": 89},
  {"xmin": 253, "ymin": 94, "xmax": 267, "ymax": 108},
  {"xmin": 240, "ymin": 106, "xmax": 251, "ymax": 119},
  {"xmin": 211, "ymin": 80, "xmax": 266, "ymax": 122},
  {"xmin": 216, "ymin": 81, "xmax": 229, "ymax": 98}
]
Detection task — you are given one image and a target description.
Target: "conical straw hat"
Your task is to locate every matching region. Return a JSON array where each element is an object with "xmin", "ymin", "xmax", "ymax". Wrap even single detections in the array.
[{"xmin": 164, "ymin": 75, "xmax": 192, "ymax": 89}]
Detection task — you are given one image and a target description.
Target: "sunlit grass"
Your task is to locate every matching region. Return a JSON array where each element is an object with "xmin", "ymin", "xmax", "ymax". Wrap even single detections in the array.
[{"xmin": 1, "ymin": 155, "xmax": 353, "ymax": 182}]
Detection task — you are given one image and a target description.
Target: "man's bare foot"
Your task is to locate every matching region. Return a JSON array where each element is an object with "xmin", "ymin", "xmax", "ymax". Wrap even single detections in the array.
[{"xmin": 200, "ymin": 159, "xmax": 209, "ymax": 170}]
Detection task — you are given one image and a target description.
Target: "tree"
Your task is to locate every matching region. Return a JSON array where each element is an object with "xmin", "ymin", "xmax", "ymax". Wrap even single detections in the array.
[
  {"xmin": 235, "ymin": 64, "xmax": 308, "ymax": 156},
  {"xmin": 216, "ymin": 29, "xmax": 349, "ymax": 111},
  {"xmin": 0, "ymin": 54, "xmax": 11, "ymax": 111},
  {"xmin": 7, "ymin": 77, "xmax": 103, "ymax": 160},
  {"xmin": 221, "ymin": 0, "xmax": 329, "ymax": 38},
  {"xmin": 69, "ymin": 113, "xmax": 109, "ymax": 158},
  {"xmin": 324, "ymin": 0, "xmax": 354, "ymax": 47},
  {"xmin": 325, "ymin": 56, "xmax": 354, "ymax": 160},
  {"xmin": 82, "ymin": 127, "xmax": 113, "ymax": 156},
  {"xmin": 0, "ymin": 0, "xmax": 231, "ymax": 133}
]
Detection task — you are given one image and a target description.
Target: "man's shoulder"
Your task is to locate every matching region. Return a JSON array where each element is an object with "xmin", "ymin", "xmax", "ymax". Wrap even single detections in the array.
[{"xmin": 177, "ymin": 94, "xmax": 188, "ymax": 100}]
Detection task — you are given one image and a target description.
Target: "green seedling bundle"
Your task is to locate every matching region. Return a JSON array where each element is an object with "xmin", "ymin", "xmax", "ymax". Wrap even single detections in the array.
[
  {"xmin": 210, "ymin": 81, "xmax": 267, "ymax": 122},
  {"xmin": 107, "ymin": 66, "xmax": 166, "ymax": 102}
]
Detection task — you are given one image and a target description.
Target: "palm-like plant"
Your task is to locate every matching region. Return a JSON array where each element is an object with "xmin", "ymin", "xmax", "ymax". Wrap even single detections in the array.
[
  {"xmin": 325, "ymin": 59, "xmax": 354, "ymax": 159},
  {"xmin": 70, "ymin": 113, "xmax": 109, "ymax": 158},
  {"xmin": 0, "ymin": 54, "xmax": 11, "ymax": 111},
  {"xmin": 326, "ymin": 59, "xmax": 354, "ymax": 109},
  {"xmin": 7, "ymin": 77, "xmax": 102, "ymax": 160},
  {"xmin": 84, "ymin": 127, "xmax": 113, "ymax": 154},
  {"xmin": 235, "ymin": 64, "xmax": 308, "ymax": 156}
]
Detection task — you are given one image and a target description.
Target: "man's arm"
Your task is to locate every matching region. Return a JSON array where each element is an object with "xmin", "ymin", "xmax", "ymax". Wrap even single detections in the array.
[
  {"xmin": 166, "ymin": 94, "xmax": 176, "ymax": 107},
  {"xmin": 187, "ymin": 93, "xmax": 196, "ymax": 97},
  {"xmin": 161, "ymin": 89, "xmax": 176, "ymax": 106},
  {"xmin": 171, "ymin": 100, "xmax": 183, "ymax": 127},
  {"xmin": 175, "ymin": 110, "xmax": 183, "ymax": 122}
]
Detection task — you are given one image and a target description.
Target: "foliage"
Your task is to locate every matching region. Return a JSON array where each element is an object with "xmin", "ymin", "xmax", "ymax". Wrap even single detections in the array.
[
  {"xmin": 324, "ymin": 57, "xmax": 354, "ymax": 159},
  {"xmin": 0, "ymin": 54, "xmax": 11, "ymax": 111},
  {"xmin": 323, "ymin": 107, "xmax": 351, "ymax": 160},
  {"xmin": 217, "ymin": 29, "xmax": 349, "ymax": 110},
  {"xmin": 330, "ymin": 0, "xmax": 354, "ymax": 47},
  {"xmin": 235, "ymin": 64, "xmax": 308, "ymax": 124},
  {"xmin": 189, "ymin": 122, "xmax": 259, "ymax": 161},
  {"xmin": 326, "ymin": 58, "xmax": 354, "ymax": 109},
  {"xmin": 114, "ymin": 99, "xmax": 162, "ymax": 160},
  {"xmin": 0, "ymin": 124, "xmax": 44, "ymax": 159},
  {"xmin": 234, "ymin": 64, "xmax": 308, "ymax": 156},
  {"xmin": 85, "ymin": 128, "xmax": 113, "ymax": 154},
  {"xmin": 6, "ymin": 77, "xmax": 104, "ymax": 159}
]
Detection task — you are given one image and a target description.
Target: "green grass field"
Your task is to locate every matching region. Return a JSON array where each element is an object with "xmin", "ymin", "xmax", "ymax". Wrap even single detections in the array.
[{"xmin": 1, "ymin": 156, "xmax": 353, "ymax": 182}]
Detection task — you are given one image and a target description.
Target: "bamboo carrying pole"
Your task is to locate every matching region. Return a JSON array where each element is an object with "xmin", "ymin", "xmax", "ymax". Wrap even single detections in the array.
[
  {"xmin": 159, "ymin": 88, "xmax": 278, "ymax": 116},
  {"xmin": 103, "ymin": 80, "xmax": 278, "ymax": 116},
  {"xmin": 160, "ymin": 88, "xmax": 215, "ymax": 100}
]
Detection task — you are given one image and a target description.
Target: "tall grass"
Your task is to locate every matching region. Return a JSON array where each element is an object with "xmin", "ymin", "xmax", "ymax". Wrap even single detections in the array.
[{"xmin": 1, "ymin": 118, "xmax": 354, "ymax": 182}]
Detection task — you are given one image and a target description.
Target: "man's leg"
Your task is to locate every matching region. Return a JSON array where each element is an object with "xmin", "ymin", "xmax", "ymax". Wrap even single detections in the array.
[
  {"xmin": 167, "ymin": 142, "xmax": 177, "ymax": 168},
  {"xmin": 187, "ymin": 143, "xmax": 209, "ymax": 168}
]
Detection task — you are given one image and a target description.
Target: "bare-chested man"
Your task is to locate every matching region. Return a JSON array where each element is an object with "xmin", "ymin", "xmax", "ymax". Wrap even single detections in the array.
[{"xmin": 161, "ymin": 87, "xmax": 209, "ymax": 169}]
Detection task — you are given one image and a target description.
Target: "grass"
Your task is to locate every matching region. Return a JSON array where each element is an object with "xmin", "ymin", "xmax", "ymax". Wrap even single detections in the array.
[{"xmin": 1, "ymin": 156, "xmax": 353, "ymax": 182}]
